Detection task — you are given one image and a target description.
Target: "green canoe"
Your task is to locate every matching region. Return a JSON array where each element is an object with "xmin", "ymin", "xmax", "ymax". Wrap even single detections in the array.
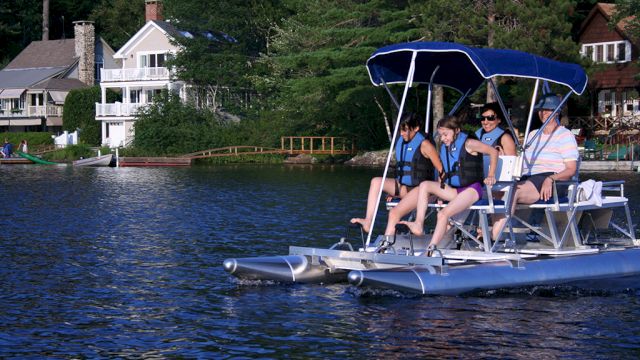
[{"xmin": 16, "ymin": 151, "xmax": 59, "ymax": 165}]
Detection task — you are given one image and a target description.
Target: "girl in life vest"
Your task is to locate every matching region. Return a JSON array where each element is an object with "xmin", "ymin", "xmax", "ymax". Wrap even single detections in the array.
[
  {"xmin": 351, "ymin": 113, "xmax": 443, "ymax": 235},
  {"xmin": 400, "ymin": 115, "xmax": 498, "ymax": 255}
]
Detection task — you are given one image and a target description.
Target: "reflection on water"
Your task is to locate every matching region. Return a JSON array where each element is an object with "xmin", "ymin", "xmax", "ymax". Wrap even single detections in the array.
[{"xmin": 0, "ymin": 164, "xmax": 638, "ymax": 357}]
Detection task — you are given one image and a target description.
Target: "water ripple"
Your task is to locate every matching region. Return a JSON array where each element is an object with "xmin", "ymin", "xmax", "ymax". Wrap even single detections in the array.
[{"xmin": 0, "ymin": 165, "xmax": 638, "ymax": 357}]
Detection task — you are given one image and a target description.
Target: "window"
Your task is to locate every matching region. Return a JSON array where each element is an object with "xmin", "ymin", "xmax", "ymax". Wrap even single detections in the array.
[
  {"xmin": 581, "ymin": 40, "xmax": 632, "ymax": 63},
  {"xmin": 139, "ymin": 53, "xmax": 167, "ymax": 68},
  {"xmin": 606, "ymin": 44, "xmax": 615, "ymax": 62},
  {"xmin": 130, "ymin": 89, "xmax": 141, "ymax": 103},
  {"xmin": 595, "ymin": 45, "xmax": 603, "ymax": 62},
  {"xmin": 95, "ymin": 61, "xmax": 104, "ymax": 82},
  {"xmin": 146, "ymin": 89, "xmax": 163, "ymax": 102},
  {"xmin": 617, "ymin": 43, "xmax": 626, "ymax": 61}
]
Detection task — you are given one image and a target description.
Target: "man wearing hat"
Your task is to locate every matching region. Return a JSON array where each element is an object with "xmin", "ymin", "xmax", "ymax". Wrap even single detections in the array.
[{"xmin": 490, "ymin": 94, "xmax": 579, "ymax": 241}]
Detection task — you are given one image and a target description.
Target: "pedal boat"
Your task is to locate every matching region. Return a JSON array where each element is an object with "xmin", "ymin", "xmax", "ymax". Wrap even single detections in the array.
[{"xmin": 224, "ymin": 42, "xmax": 640, "ymax": 295}]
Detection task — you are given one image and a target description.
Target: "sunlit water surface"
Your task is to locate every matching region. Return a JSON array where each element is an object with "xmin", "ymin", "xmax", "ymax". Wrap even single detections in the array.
[{"xmin": 0, "ymin": 164, "xmax": 639, "ymax": 358}]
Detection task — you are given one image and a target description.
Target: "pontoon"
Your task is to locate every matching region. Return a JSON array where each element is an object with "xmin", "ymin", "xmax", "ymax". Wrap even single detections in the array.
[{"xmin": 223, "ymin": 42, "xmax": 639, "ymax": 295}]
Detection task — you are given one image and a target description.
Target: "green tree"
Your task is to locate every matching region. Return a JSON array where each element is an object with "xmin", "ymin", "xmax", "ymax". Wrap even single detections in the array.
[
  {"xmin": 63, "ymin": 86, "xmax": 118, "ymax": 146},
  {"xmin": 132, "ymin": 92, "xmax": 242, "ymax": 155},
  {"xmin": 0, "ymin": 0, "xmax": 42, "ymax": 67},
  {"xmin": 90, "ymin": 0, "xmax": 145, "ymax": 50},
  {"xmin": 254, "ymin": 0, "xmax": 420, "ymax": 150},
  {"xmin": 610, "ymin": 0, "xmax": 640, "ymax": 79}
]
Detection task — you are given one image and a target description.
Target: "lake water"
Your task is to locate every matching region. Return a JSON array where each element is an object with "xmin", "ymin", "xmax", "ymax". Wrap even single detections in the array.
[{"xmin": 0, "ymin": 164, "xmax": 639, "ymax": 358}]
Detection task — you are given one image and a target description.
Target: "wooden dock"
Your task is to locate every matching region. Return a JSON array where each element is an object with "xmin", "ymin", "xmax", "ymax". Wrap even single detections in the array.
[{"xmin": 118, "ymin": 157, "xmax": 192, "ymax": 167}]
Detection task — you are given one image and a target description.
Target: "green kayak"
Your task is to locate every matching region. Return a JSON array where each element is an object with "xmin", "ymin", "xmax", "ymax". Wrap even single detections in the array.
[{"xmin": 16, "ymin": 151, "xmax": 59, "ymax": 165}]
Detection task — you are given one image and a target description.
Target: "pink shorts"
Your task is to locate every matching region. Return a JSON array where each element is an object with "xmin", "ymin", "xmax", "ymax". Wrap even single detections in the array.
[{"xmin": 456, "ymin": 181, "xmax": 483, "ymax": 200}]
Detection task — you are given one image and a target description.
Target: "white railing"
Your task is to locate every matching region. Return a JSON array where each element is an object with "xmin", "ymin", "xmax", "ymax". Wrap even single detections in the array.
[
  {"xmin": 101, "ymin": 67, "xmax": 170, "ymax": 82},
  {"xmin": 95, "ymin": 102, "xmax": 145, "ymax": 117},
  {"xmin": 27, "ymin": 105, "xmax": 63, "ymax": 117},
  {"xmin": 0, "ymin": 106, "xmax": 63, "ymax": 117}
]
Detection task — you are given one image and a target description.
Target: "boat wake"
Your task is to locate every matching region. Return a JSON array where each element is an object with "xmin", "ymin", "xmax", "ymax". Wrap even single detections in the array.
[{"xmin": 346, "ymin": 286, "xmax": 421, "ymax": 299}]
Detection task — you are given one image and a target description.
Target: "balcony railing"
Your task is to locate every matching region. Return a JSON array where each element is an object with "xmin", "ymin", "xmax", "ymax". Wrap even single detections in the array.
[
  {"xmin": 28, "ymin": 105, "xmax": 63, "ymax": 117},
  {"xmin": 95, "ymin": 102, "xmax": 145, "ymax": 117},
  {"xmin": 0, "ymin": 105, "xmax": 63, "ymax": 117},
  {"xmin": 101, "ymin": 67, "xmax": 171, "ymax": 82}
]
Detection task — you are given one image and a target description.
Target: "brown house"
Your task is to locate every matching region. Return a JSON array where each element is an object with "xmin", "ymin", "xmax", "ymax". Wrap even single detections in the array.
[{"xmin": 578, "ymin": 3, "xmax": 639, "ymax": 118}]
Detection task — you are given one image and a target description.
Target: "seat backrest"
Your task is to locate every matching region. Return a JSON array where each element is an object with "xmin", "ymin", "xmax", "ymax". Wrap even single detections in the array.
[{"xmin": 482, "ymin": 155, "xmax": 517, "ymax": 182}]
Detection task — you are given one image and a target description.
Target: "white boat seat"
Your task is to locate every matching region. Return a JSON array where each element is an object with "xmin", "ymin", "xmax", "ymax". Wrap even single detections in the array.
[{"xmin": 513, "ymin": 179, "xmax": 634, "ymax": 249}]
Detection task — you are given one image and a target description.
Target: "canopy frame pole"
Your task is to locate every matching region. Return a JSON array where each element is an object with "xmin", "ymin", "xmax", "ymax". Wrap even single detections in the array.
[
  {"xmin": 448, "ymin": 89, "xmax": 472, "ymax": 116},
  {"xmin": 488, "ymin": 79, "xmax": 521, "ymax": 148},
  {"xmin": 382, "ymin": 79, "xmax": 400, "ymax": 111},
  {"xmin": 424, "ymin": 66, "xmax": 440, "ymax": 133},
  {"xmin": 521, "ymin": 79, "xmax": 540, "ymax": 152},
  {"xmin": 366, "ymin": 51, "xmax": 418, "ymax": 247},
  {"xmin": 524, "ymin": 91, "xmax": 573, "ymax": 148}
]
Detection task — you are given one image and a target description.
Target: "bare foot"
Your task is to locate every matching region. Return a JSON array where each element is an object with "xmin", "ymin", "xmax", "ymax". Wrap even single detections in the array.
[
  {"xmin": 350, "ymin": 218, "xmax": 371, "ymax": 233},
  {"xmin": 399, "ymin": 220, "xmax": 424, "ymax": 236}
]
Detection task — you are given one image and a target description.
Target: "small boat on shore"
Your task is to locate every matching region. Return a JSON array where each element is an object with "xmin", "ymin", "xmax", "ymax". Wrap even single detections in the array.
[
  {"xmin": 16, "ymin": 151, "xmax": 59, "ymax": 165},
  {"xmin": 223, "ymin": 42, "xmax": 639, "ymax": 295},
  {"xmin": 73, "ymin": 153, "xmax": 114, "ymax": 167}
]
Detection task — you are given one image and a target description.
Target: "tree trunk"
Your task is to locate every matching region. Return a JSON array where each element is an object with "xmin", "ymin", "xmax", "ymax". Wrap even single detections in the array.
[
  {"xmin": 433, "ymin": 85, "xmax": 444, "ymax": 133},
  {"xmin": 42, "ymin": 0, "xmax": 49, "ymax": 41},
  {"xmin": 486, "ymin": 0, "xmax": 497, "ymax": 103}
]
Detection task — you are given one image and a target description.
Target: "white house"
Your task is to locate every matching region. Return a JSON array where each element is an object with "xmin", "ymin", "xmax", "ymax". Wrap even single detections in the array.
[{"xmin": 96, "ymin": 0, "xmax": 186, "ymax": 148}]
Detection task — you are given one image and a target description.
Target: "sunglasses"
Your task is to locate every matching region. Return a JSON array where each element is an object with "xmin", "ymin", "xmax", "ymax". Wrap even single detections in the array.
[{"xmin": 480, "ymin": 115, "xmax": 497, "ymax": 121}]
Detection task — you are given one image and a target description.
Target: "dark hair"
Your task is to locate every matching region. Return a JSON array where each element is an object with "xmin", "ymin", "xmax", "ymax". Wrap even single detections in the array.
[
  {"xmin": 399, "ymin": 113, "xmax": 422, "ymax": 131},
  {"xmin": 481, "ymin": 102, "xmax": 505, "ymax": 121}
]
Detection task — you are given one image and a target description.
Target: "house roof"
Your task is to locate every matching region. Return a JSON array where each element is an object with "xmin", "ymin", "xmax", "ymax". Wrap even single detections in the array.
[
  {"xmin": 3, "ymin": 39, "xmax": 77, "ymax": 70},
  {"xmin": 579, "ymin": 3, "xmax": 635, "ymax": 39},
  {"xmin": 114, "ymin": 20, "xmax": 179, "ymax": 59},
  {"xmin": 31, "ymin": 78, "xmax": 87, "ymax": 91},
  {"xmin": 0, "ymin": 67, "xmax": 69, "ymax": 88},
  {"xmin": 114, "ymin": 20, "xmax": 236, "ymax": 59}
]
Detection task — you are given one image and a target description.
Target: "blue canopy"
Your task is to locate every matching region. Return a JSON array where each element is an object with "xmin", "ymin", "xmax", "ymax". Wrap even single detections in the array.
[{"xmin": 366, "ymin": 42, "xmax": 588, "ymax": 95}]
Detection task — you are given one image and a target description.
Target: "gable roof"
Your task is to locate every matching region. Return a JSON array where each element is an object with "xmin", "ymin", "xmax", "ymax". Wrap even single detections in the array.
[
  {"xmin": 0, "ymin": 67, "xmax": 69, "ymax": 88},
  {"xmin": 4, "ymin": 39, "xmax": 77, "ymax": 70},
  {"xmin": 31, "ymin": 78, "xmax": 87, "ymax": 91},
  {"xmin": 114, "ymin": 20, "xmax": 180, "ymax": 59},
  {"xmin": 579, "ymin": 3, "xmax": 636, "ymax": 39}
]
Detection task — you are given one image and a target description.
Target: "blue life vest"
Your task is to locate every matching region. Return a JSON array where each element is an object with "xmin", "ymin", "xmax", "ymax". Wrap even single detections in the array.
[
  {"xmin": 440, "ymin": 132, "xmax": 483, "ymax": 187},
  {"xmin": 475, "ymin": 127, "xmax": 506, "ymax": 177},
  {"xmin": 395, "ymin": 132, "xmax": 434, "ymax": 187},
  {"xmin": 475, "ymin": 127, "xmax": 505, "ymax": 148}
]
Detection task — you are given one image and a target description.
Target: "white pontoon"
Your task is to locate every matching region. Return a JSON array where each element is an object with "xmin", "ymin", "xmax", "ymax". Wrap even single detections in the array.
[{"xmin": 223, "ymin": 42, "xmax": 639, "ymax": 295}]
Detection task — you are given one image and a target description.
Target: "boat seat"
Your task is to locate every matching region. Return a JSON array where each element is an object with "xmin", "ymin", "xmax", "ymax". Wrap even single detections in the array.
[
  {"xmin": 426, "ymin": 155, "xmax": 519, "ymax": 252},
  {"xmin": 513, "ymin": 179, "xmax": 635, "ymax": 249}
]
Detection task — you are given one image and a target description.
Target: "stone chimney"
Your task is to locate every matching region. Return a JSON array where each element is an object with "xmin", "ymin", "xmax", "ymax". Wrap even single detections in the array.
[
  {"xmin": 145, "ymin": 0, "xmax": 163, "ymax": 22},
  {"xmin": 74, "ymin": 21, "xmax": 95, "ymax": 86}
]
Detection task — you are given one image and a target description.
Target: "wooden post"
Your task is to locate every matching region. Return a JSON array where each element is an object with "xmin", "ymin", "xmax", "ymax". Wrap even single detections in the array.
[
  {"xmin": 331, "ymin": 137, "xmax": 334, "ymax": 155},
  {"xmin": 310, "ymin": 137, "xmax": 313, "ymax": 154},
  {"xmin": 281, "ymin": 137, "xmax": 284, "ymax": 151},
  {"xmin": 289, "ymin": 137, "xmax": 293, "ymax": 154}
]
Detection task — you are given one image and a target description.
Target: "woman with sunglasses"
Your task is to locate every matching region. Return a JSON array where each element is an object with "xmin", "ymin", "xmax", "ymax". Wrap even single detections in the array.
[
  {"xmin": 475, "ymin": 102, "xmax": 516, "ymax": 156},
  {"xmin": 400, "ymin": 115, "xmax": 498, "ymax": 255}
]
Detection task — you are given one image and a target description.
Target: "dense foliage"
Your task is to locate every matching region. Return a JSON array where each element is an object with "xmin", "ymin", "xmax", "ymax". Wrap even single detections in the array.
[
  {"xmin": 63, "ymin": 86, "xmax": 119, "ymax": 146},
  {"xmin": 2, "ymin": 0, "xmax": 637, "ymax": 152},
  {"xmin": 132, "ymin": 92, "xmax": 244, "ymax": 155}
]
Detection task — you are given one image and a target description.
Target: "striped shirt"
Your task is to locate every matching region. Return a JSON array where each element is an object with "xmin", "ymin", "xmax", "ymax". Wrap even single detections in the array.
[{"xmin": 523, "ymin": 126, "xmax": 578, "ymax": 175}]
